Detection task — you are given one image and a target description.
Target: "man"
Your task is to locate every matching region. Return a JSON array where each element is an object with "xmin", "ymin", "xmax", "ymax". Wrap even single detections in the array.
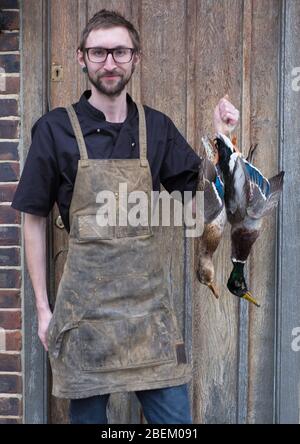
[{"xmin": 11, "ymin": 10, "xmax": 239, "ymax": 424}]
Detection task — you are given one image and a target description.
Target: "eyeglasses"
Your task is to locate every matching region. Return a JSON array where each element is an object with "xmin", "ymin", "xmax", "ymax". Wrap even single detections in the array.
[{"xmin": 85, "ymin": 47, "xmax": 136, "ymax": 64}]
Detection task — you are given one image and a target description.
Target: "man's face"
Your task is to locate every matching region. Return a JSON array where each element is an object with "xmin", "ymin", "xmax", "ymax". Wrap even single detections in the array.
[{"xmin": 78, "ymin": 26, "xmax": 140, "ymax": 97}]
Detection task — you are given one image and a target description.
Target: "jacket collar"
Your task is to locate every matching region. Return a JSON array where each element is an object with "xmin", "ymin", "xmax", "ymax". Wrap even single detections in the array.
[{"xmin": 76, "ymin": 89, "xmax": 137, "ymax": 124}]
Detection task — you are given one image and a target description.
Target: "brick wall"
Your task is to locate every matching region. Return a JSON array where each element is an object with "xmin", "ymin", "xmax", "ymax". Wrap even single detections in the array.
[{"xmin": 0, "ymin": 0, "xmax": 22, "ymax": 424}]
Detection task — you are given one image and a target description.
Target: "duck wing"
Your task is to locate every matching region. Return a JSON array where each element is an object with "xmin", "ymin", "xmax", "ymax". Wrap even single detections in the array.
[
  {"xmin": 203, "ymin": 158, "xmax": 225, "ymax": 224},
  {"xmin": 246, "ymin": 162, "xmax": 284, "ymax": 219},
  {"xmin": 266, "ymin": 171, "xmax": 285, "ymax": 212}
]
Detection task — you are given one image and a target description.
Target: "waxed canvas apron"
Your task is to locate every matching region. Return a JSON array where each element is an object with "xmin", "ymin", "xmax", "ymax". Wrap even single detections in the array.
[{"xmin": 47, "ymin": 103, "xmax": 192, "ymax": 399}]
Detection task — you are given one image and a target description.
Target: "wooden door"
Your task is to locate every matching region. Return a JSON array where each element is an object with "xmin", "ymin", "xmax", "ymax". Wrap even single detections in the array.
[{"xmin": 22, "ymin": 0, "xmax": 300, "ymax": 424}]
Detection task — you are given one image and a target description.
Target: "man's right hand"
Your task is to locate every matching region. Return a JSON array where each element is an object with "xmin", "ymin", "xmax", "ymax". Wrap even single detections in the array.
[{"xmin": 37, "ymin": 307, "xmax": 53, "ymax": 351}]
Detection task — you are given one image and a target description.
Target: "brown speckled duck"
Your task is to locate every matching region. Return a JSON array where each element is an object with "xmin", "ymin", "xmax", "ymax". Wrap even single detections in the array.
[{"xmin": 196, "ymin": 137, "xmax": 227, "ymax": 298}]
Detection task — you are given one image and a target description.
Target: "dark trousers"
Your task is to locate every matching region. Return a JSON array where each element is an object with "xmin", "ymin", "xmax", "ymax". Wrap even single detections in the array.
[{"xmin": 69, "ymin": 383, "xmax": 192, "ymax": 424}]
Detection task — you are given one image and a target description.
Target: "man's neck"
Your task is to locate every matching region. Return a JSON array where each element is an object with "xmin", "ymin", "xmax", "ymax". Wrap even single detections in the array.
[{"xmin": 88, "ymin": 87, "xmax": 128, "ymax": 123}]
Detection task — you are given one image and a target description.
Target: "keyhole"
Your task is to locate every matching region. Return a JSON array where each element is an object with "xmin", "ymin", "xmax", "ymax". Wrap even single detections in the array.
[{"xmin": 52, "ymin": 65, "xmax": 63, "ymax": 81}]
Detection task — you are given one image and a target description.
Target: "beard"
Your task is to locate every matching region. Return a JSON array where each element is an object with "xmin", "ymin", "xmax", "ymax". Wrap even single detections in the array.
[{"xmin": 87, "ymin": 64, "xmax": 136, "ymax": 97}]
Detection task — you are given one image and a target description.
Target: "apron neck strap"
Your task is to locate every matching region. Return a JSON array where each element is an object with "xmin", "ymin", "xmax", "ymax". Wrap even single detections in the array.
[
  {"xmin": 66, "ymin": 105, "xmax": 89, "ymax": 167},
  {"xmin": 136, "ymin": 103, "xmax": 148, "ymax": 167},
  {"xmin": 66, "ymin": 102, "xmax": 148, "ymax": 168}
]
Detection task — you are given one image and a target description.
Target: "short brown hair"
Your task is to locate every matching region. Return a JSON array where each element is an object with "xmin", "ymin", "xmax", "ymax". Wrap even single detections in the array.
[{"xmin": 78, "ymin": 9, "xmax": 141, "ymax": 53}]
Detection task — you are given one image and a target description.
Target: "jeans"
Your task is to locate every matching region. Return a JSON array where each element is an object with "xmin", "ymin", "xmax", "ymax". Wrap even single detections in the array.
[{"xmin": 69, "ymin": 383, "xmax": 192, "ymax": 424}]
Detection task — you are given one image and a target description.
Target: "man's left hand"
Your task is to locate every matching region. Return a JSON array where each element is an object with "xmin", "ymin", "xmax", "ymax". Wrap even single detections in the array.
[{"xmin": 213, "ymin": 94, "xmax": 239, "ymax": 136}]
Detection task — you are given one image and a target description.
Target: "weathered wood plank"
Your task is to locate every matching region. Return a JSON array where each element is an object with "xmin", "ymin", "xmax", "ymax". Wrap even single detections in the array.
[
  {"xmin": 49, "ymin": 0, "xmax": 82, "ymax": 108},
  {"xmin": 49, "ymin": 0, "xmax": 87, "ymax": 424},
  {"xmin": 140, "ymin": 0, "xmax": 188, "ymax": 342},
  {"xmin": 129, "ymin": 0, "xmax": 141, "ymax": 102},
  {"xmin": 276, "ymin": 0, "xmax": 300, "ymax": 424},
  {"xmin": 247, "ymin": 0, "xmax": 281, "ymax": 424},
  {"xmin": 185, "ymin": 0, "xmax": 198, "ymax": 418},
  {"xmin": 236, "ymin": 2, "xmax": 253, "ymax": 424},
  {"xmin": 192, "ymin": 0, "xmax": 243, "ymax": 424},
  {"xmin": 21, "ymin": 0, "xmax": 49, "ymax": 425},
  {"xmin": 140, "ymin": 0, "xmax": 189, "ymax": 421}
]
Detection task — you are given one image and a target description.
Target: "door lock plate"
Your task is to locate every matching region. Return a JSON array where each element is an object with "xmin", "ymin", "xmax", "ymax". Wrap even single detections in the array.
[{"xmin": 51, "ymin": 64, "xmax": 63, "ymax": 82}]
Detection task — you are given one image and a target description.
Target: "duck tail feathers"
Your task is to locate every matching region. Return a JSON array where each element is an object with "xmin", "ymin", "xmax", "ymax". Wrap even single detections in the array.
[
  {"xmin": 246, "ymin": 143, "xmax": 258, "ymax": 163},
  {"xmin": 269, "ymin": 171, "xmax": 285, "ymax": 194}
]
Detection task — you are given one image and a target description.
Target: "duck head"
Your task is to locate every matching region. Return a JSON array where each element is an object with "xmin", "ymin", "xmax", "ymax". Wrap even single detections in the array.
[
  {"xmin": 196, "ymin": 256, "xmax": 220, "ymax": 299},
  {"xmin": 227, "ymin": 260, "xmax": 260, "ymax": 307}
]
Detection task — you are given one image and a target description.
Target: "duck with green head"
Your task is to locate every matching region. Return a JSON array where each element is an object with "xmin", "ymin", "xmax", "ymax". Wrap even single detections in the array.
[{"xmin": 214, "ymin": 133, "xmax": 284, "ymax": 307}]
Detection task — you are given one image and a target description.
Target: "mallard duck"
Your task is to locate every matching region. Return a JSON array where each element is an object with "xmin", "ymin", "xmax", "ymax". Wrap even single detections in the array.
[
  {"xmin": 213, "ymin": 133, "xmax": 284, "ymax": 307},
  {"xmin": 196, "ymin": 138, "xmax": 227, "ymax": 298}
]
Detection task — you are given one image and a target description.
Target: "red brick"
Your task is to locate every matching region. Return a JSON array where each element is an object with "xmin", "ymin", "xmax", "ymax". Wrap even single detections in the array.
[
  {"xmin": 0, "ymin": 269, "xmax": 21, "ymax": 288},
  {"xmin": 0, "ymin": 183, "xmax": 17, "ymax": 202},
  {"xmin": 0, "ymin": 183, "xmax": 18, "ymax": 201},
  {"xmin": 0, "ymin": 99, "xmax": 18, "ymax": 117},
  {"xmin": 0, "ymin": 11, "xmax": 19, "ymax": 31},
  {"xmin": 5, "ymin": 330, "xmax": 21, "ymax": 350},
  {"xmin": 0, "ymin": 0, "xmax": 19, "ymax": 8},
  {"xmin": 0, "ymin": 374, "xmax": 22, "ymax": 393},
  {"xmin": 0, "ymin": 310, "xmax": 21, "ymax": 329},
  {"xmin": 0, "ymin": 33, "xmax": 19, "ymax": 51},
  {"xmin": 0, "ymin": 417, "xmax": 22, "ymax": 424},
  {"xmin": 0, "ymin": 54, "xmax": 20, "ymax": 73},
  {"xmin": 0, "ymin": 226, "xmax": 20, "ymax": 245},
  {"xmin": 0, "ymin": 205, "xmax": 20, "ymax": 224},
  {"xmin": 0, "ymin": 397, "xmax": 21, "ymax": 416},
  {"xmin": 0, "ymin": 12, "xmax": 7, "ymax": 33},
  {"xmin": 1, "ymin": 77, "xmax": 20, "ymax": 95},
  {"xmin": 0, "ymin": 77, "xmax": 20, "ymax": 94},
  {"xmin": 0, "ymin": 120, "xmax": 19, "ymax": 139},
  {"xmin": 0, "ymin": 247, "xmax": 20, "ymax": 266},
  {"xmin": 0, "ymin": 290, "xmax": 20, "ymax": 308},
  {"xmin": 0, "ymin": 353, "xmax": 21, "ymax": 371},
  {"xmin": 0, "ymin": 143, "xmax": 19, "ymax": 161},
  {"xmin": 0, "ymin": 162, "xmax": 19, "ymax": 181}
]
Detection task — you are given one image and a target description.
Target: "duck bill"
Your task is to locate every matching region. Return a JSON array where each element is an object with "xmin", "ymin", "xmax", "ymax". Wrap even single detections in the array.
[
  {"xmin": 242, "ymin": 291, "xmax": 260, "ymax": 308},
  {"xmin": 208, "ymin": 282, "xmax": 220, "ymax": 299}
]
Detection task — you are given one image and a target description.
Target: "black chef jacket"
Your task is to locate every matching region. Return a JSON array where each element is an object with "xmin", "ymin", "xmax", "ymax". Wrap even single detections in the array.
[{"xmin": 11, "ymin": 90, "xmax": 201, "ymax": 233}]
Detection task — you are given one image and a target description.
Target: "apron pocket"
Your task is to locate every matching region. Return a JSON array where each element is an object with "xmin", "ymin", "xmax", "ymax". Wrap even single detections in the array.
[
  {"xmin": 48, "ymin": 322, "xmax": 79, "ymax": 359},
  {"xmin": 78, "ymin": 310, "xmax": 176, "ymax": 372},
  {"xmin": 76, "ymin": 214, "xmax": 153, "ymax": 241},
  {"xmin": 76, "ymin": 214, "xmax": 115, "ymax": 241},
  {"xmin": 46, "ymin": 316, "xmax": 55, "ymax": 347}
]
